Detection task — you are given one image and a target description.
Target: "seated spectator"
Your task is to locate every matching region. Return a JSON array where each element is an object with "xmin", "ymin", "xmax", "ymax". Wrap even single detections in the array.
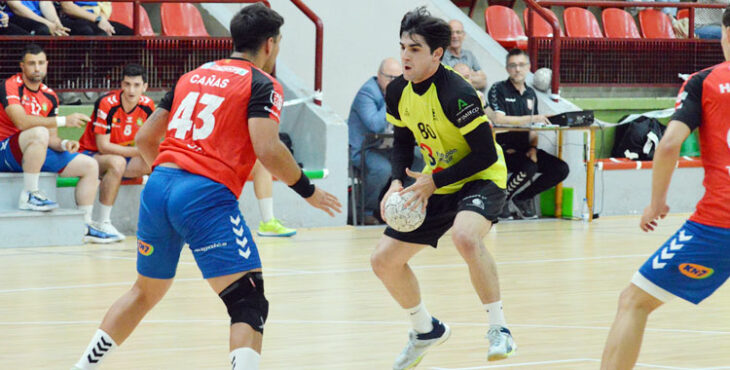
[
  {"xmin": 59, "ymin": 1, "xmax": 133, "ymax": 36},
  {"xmin": 0, "ymin": 44, "xmax": 116, "ymax": 243},
  {"xmin": 77, "ymin": 63, "xmax": 154, "ymax": 241},
  {"xmin": 695, "ymin": 0, "xmax": 729, "ymax": 39},
  {"xmin": 443, "ymin": 19, "xmax": 487, "ymax": 92},
  {"xmin": 453, "ymin": 62, "xmax": 486, "ymax": 104},
  {"xmin": 0, "ymin": 9, "xmax": 29, "ymax": 34},
  {"xmin": 348, "ymin": 57, "xmax": 421, "ymax": 225},
  {"xmin": 5, "ymin": 1, "xmax": 69, "ymax": 36},
  {"xmin": 487, "ymin": 49, "xmax": 569, "ymax": 219}
]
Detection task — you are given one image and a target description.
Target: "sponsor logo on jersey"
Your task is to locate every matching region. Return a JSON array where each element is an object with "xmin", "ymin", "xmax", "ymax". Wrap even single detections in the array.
[
  {"xmin": 457, "ymin": 98, "xmax": 470, "ymax": 111},
  {"xmin": 270, "ymin": 91, "xmax": 283, "ymax": 110},
  {"xmin": 137, "ymin": 118, "xmax": 144, "ymax": 126},
  {"xmin": 98, "ymin": 110, "xmax": 108, "ymax": 120},
  {"xmin": 678, "ymin": 263, "xmax": 714, "ymax": 279},
  {"xmin": 41, "ymin": 103, "xmax": 47, "ymax": 112},
  {"xmin": 137, "ymin": 240, "xmax": 154, "ymax": 256}
]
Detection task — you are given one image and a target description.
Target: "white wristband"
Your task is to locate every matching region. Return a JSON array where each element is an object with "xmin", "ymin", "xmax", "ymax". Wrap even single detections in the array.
[
  {"xmin": 61, "ymin": 139, "xmax": 69, "ymax": 151},
  {"xmin": 56, "ymin": 116, "xmax": 66, "ymax": 127}
]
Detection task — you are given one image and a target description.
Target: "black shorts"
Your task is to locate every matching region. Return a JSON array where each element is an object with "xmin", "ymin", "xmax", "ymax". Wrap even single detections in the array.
[{"xmin": 384, "ymin": 180, "xmax": 506, "ymax": 248}]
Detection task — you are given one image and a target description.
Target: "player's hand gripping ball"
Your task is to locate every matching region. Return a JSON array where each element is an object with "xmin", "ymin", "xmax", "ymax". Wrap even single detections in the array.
[{"xmin": 384, "ymin": 192, "xmax": 426, "ymax": 232}]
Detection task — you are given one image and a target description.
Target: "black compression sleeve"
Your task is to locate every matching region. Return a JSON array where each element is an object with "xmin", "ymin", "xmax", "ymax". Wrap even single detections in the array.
[
  {"xmin": 391, "ymin": 125, "xmax": 416, "ymax": 183},
  {"xmin": 432, "ymin": 123, "xmax": 498, "ymax": 188}
]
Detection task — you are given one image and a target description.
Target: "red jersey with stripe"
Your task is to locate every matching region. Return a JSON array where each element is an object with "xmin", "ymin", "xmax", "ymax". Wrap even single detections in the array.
[
  {"xmin": 155, "ymin": 58, "xmax": 284, "ymax": 197},
  {"xmin": 672, "ymin": 61, "xmax": 730, "ymax": 228},
  {"xmin": 0, "ymin": 73, "xmax": 59, "ymax": 141},
  {"xmin": 78, "ymin": 90, "xmax": 155, "ymax": 153}
]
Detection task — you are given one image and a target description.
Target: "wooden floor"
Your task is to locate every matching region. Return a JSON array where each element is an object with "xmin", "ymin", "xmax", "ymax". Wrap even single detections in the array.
[{"xmin": 2, "ymin": 214, "xmax": 729, "ymax": 369}]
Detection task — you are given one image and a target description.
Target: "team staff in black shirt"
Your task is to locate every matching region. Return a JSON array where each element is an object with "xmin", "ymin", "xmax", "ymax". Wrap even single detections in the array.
[{"xmin": 487, "ymin": 49, "xmax": 569, "ymax": 219}]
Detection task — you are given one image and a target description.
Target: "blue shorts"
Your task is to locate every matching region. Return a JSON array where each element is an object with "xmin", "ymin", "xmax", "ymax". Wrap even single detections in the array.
[
  {"xmin": 0, "ymin": 133, "xmax": 78, "ymax": 173},
  {"xmin": 634, "ymin": 220, "xmax": 730, "ymax": 304},
  {"xmin": 136, "ymin": 166, "xmax": 261, "ymax": 279}
]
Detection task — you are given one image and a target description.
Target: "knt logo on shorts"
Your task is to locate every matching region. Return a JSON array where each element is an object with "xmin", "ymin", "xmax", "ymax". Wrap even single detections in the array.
[
  {"xmin": 678, "ymin": 263, "xmax": 714, "ymax": 279},
  {"xmin": 138, "ymin": 240, "xmax": 154, "ymax": 256}
]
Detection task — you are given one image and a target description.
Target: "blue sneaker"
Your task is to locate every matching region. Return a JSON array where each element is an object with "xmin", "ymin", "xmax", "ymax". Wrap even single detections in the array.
[
  {"xmin": 18, "ymin": 190, "xmax": 59, "ymax": 212},
  {"xmin": 83, "ymin": 223, "xmax": 119, "ymax": 244},
  {"xmin": 393, "ymin": 317, "xmax": 451, "ymax": 369}
]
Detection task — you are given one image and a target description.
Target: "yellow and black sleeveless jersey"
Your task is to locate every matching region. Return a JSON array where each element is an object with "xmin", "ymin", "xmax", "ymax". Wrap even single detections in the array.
[{"xmin": 386, "ymin": 64, "xmax": 507, "ymax": 194}]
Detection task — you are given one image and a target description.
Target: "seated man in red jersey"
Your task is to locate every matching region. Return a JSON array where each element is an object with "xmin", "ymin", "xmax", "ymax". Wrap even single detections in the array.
[
  {"xmin": 0, "ymin": 44, "xmax": 117, "ymax": 244},
  {"xmin": 77, "ymin": 64, "xmax": 154, "ymax": 241}
]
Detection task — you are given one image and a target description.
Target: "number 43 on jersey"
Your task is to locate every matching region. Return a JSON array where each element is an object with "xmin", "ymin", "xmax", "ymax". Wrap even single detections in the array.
[{"xmin": 168, "ymin": 92, "xmax": 225, "ymax": 140}]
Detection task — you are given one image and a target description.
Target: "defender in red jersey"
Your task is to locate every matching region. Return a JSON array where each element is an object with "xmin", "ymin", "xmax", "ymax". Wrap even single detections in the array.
[
  {"xmin": 77, "ymin": 64, "xmax": 155, "ymax": 241},
  {"xmin": 602, "ymin": 7, "xmax": 730, "ymax": 369},
  {"xmin": 73, "ymin": 5, "xmax": 341, "ymax": 370},
  {"xmin": 0, "ymin": 44, "xmax": 116, "ymax": 243}
]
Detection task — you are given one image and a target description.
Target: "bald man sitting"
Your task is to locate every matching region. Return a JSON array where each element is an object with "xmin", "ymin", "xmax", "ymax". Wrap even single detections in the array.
[
  {"xmin": 347, "ymin": 58, "xmax": 421, "ymax": 225},
  {"xmin": 443, "ymin": 19, "xmax": 487, "ymax": 92}
]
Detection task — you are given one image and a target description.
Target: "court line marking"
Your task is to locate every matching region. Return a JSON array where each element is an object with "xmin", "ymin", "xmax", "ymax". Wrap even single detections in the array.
[
  {"xmin": 1, "ymin": 318, "xmax": 728, "ymax": 336},
  {"xmin": 431, "ymin": 358, "xmax": 700, "ymax": 369},
  {"xmin": 0, "ymin": 253, "xmax": 666, "ymax": 294}
]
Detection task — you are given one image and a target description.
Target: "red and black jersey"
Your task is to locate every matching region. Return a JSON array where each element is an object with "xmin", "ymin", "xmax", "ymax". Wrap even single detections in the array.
[
  {"xmin": 672, "ymin": 61, "xmax": 730, "ymax": 228},
  {"xmin": 154, "ymin": 58, "xmax": 284, "ymax": 197},
  {"xmin": 0, "ymin": 73, "xmax": 59, "ymax": 141},
  {"xmin": 78, "ymin": 90, "xmax": 155, "ymax": 153}
]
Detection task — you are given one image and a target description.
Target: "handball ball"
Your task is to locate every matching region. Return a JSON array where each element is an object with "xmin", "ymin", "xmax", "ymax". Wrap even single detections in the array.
[
  {"xmin": 533, "ymin": 68, "xmax": 552, "ymax": 93},
  {"xmin": 384, "ymin": 192, "xmax": 426, "ymax": 232}
]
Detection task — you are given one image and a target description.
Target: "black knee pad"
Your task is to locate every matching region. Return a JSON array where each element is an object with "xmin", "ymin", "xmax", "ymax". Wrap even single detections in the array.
[{"xmin": 218, "ymin": 271, "xmax": 269, "ymax": 333}]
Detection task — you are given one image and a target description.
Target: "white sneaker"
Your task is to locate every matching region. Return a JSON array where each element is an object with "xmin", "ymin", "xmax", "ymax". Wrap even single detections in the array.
[
  {"xmin": 83, "ymin": 223, "xmax": 119, "ymax": 244},
  {"xmin": 97, "ymin": 221, "xmax": 125, "ymax": 242},
  {"xmin": 487, "ymin": 325, "xmax": 517, "ymax": 361},
  {"xmin": 18, "ymin": 190, "xmax": 58, "ymax": 211},
  {"xmin": 393, "ymin": 317, "xmax": 451, "ymax": 370}
]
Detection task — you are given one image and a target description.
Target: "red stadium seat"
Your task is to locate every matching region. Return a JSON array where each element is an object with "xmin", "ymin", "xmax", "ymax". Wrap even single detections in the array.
[
  {"xmin": 485, "ymin": 5, "xmax": 528, "ymax": 49},
  {"xmin": 160, "ymin": 3, "xmax": 209, "ymax": 36},
  {"xmin": 677, "ymin": 8, "xmax": 689, "ymax": 20},
  {"xmin": 563, "ymin": 7, "xmax": 604, "ymax": 38},
  {"xmin": 109, "ymin": 2, "xmax": 155, "ymax": 36},
  {"xmin": 602, "ymin": 8, "xmax": 641, "ymax": 38},
  {"xmin": 638, "ymin": 9, "xmax": 676, "ymax": 39},
  {"xmin": 523, "ymin": 8, "xmax": 564, "ymax": 37}
]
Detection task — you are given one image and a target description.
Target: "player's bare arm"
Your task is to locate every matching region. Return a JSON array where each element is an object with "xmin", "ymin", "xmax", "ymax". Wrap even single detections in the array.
[
  {"xmin": 47, "ymin": 127, "xmax": 79, "ymax": 153},
  {"xmin": 640, "ymin": 120, "xmax": 691, "ymax": 232},
  {"xmin": 136, "ymin": 108, "xmax": 169, "ymax": 167},
  {"xmin": 5, "ymin": 104, "xmax": 88, "ymax": 129},
  {"xmin": 249, "ymin": 117, "xmax": 341, "ymax": 217},
  {"xmin": 95, "ymin": 133, "xmax": 139, "ymax": 158}
]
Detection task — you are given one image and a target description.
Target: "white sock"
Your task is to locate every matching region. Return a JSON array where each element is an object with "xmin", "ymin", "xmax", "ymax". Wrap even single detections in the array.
[
  {"xmin": 79, "ymin": 205, "xmax": 93, "ymax": 224},
  {"xmin": 23, "ymin": 172, "xmax": 39, "ymax": 192},
  {"xmin": 230, "ymin": 347, "xmax": 260, "ymax": 370},
  {"xmin": 484, "ymin": 301, "xmax": 507, "ymax": 327},
  {"xmin": 406, "ymin": 302, "xmax": 433, "ymax": 334},
  {"xmin": 99, "ymin": 204, "xmax": 113, "ymax": 223},
  {"xmin": 258, "ymin": 197, "xmax": 274, "ymax": 222},
  {"xmin": 74, "ymin": 329, "xmax": 118, "ymax": 369}
]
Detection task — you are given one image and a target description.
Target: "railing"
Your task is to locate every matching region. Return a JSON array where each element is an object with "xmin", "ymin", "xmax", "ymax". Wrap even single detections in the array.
[
  {"xmin": 521, "ymin": 0, "xmax": 727, "ymax": 99},
  {"xmin": 0, "ymin": 0, "xmax": 324, "ymax": 105}
]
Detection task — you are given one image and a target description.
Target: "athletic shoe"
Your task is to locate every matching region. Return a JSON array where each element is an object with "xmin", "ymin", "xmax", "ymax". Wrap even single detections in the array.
[
  {"xmin": 257, "ymin": 218, "xmax": 296, "ymax": 237},
  {"xmin": 18, "ymin": 190, "xmax": 59, "ymax": 211},
  {"xmin": 96, "ymin": 221, "xmax": 125, "ymax": 242},
  {"xmin": 487, "ymin": 325, "xmax": 517, "ymax": 361},
  {"xmin": 83, "ymin": 223, "xmax": 118, "ymax": 244},
  {"xmin": 513, "ymin": 198, "xmax": 538, "ymax": 219},
  {"xmin": 393, "ymin": 317, "xmax": 451, "ymax": 370}
]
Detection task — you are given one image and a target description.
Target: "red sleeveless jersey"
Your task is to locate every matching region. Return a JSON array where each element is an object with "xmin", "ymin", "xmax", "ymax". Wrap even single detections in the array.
[
  {"xmin": 154, "ymin": 58, "xmax": 284, "ymax": 197},
  {"xmin": 78, "ymin": 90, "xmax": 155, "ymax": 152},
  {"xmin": 673, "ymin": 61, "xmax": 730, "ymax": 228},
  {"xmin": 0, "ymin": 73, "xmax": 59, "ymax": 141}
]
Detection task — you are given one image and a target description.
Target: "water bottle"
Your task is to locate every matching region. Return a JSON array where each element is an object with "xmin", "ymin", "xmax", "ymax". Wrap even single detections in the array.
[{"xmin": 581, "ymin": 197, "xmax": 590, "ymax": 222}]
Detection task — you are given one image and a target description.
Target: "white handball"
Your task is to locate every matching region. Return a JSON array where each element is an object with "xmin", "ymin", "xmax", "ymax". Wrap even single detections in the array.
[
  {"xmin": 383, "ymin": 192, "xmax": 426, "ymax": 232},
  {"xmin": 533, "ymin": 67, "xmax": 552, "ymax": 93}
]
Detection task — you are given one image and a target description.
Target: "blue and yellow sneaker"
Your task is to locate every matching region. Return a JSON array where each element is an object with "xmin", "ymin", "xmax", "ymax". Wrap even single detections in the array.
[
  {"xmin": 393, "ymin": 317, "xmax": 451, "ymax": 369},
  {"xmin": 487, "ymin": 325, "xmax": 517, "ymax": 361},
  {"xmin": 257, "ymin": 218, "xmax": 296, "ymax": 237}
]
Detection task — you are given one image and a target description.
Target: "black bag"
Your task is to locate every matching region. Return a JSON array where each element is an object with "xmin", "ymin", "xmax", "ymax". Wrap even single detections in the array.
[{"xmin": 612, "ymin": 116, "xmax": 667, "ymax": 160}]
